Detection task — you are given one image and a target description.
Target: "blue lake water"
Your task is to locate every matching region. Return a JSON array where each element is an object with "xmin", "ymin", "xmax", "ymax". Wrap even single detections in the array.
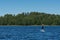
[{"xmin": 0, "ymin": 26, "xmax": 60, "ymax": 40}]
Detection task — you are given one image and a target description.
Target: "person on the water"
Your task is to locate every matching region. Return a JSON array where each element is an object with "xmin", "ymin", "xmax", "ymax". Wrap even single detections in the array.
[
  {"xmin": 41, "ymin": 24, "xmax": 44, "ymax": 29},
  {"xmin": 41, "ymin": 24, "xmax": 45, "ymax": 32}
]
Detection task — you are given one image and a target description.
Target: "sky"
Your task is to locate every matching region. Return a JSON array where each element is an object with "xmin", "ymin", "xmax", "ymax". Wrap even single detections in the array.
[{"xmin": 0, "ymin": 0, "xmax": 60, "ymax": 16}]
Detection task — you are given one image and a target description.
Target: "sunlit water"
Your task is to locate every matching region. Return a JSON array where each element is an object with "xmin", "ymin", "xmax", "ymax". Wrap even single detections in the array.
[{"xmin": 0, "ymin": 26, "xmax": 60, "ymax": 40}]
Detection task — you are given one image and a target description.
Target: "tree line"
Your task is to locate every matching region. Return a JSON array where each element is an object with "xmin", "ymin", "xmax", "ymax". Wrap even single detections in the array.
[{"xmin": 0, "ymin": 12, "xmax": 60, "ymax": 25}]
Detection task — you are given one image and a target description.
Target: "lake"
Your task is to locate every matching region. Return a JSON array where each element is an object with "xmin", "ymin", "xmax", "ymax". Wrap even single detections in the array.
[{"xmin": 0, "ymin": 26, "xmax": 60, "ymax": 40}]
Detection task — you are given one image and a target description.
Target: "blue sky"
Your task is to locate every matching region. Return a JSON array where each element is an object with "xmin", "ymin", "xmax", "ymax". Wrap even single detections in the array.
[{"xmin": 0, "ymin": 0, "xmax": 60, "ymax": 16}]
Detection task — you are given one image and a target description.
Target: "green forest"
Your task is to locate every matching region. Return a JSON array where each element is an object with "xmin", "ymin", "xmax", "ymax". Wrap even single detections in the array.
[{"xmin": 0, "ymin": 12, "xmax": 60, "ymax": 25}]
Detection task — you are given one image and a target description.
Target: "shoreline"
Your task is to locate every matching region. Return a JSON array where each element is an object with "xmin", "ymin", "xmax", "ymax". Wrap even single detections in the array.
[{"xmin": 0, "ymin": 25, "xmax": 60, "ymax": 26}]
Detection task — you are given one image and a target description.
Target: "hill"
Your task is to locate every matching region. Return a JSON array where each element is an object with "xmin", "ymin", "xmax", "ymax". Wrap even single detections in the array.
[{"xmin": 0, "ymin": 12, "xmax": 60, "ymax": 25}]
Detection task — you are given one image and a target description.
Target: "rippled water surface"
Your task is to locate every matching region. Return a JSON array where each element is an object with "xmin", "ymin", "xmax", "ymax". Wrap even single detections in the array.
[{"xmin": 0, "ymin": 26, "xmax": 60, "ymax": 40}]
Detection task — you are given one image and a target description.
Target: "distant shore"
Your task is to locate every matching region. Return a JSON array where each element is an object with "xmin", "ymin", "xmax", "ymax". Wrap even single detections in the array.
[{"xmin": 0, "ymin": 24, "xmax": 60, "ymax": 26}]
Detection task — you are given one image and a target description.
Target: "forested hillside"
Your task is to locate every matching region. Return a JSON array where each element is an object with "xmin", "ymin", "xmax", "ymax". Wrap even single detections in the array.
[{"xmin": 0, "ymin": 12, "xmax": 60, "ymax": 25}]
